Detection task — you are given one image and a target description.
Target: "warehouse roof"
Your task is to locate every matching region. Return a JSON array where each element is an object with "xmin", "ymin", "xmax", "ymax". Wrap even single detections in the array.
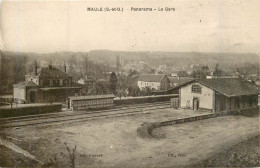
[
  {"xmin": 68, "ymin": 94, "xmax": 115, "ymax": 101},
  {"xmin": 178, "ymin": 78, "xmax": 259, "ymax": 97},
  {"xmin": 138, "ymin": 74, "xmax": 168, "ymax": 82}
]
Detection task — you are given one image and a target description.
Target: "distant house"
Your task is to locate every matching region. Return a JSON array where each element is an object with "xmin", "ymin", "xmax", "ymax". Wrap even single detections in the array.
[
  {"xmin": 248, "ymin": 76, "xmax": 260, "ymax": 86},
  {"xmin": 137, "ymin": 74, "xmax": 170, "ymax": 91},
  {"xmin": 13, "ymin": 61, "xmax": 83, "ymax": 103},
  {"xmin": 255, "ymin": 80, "xmax": 260, "ymax": 86},
  {"xmin": 168, "ymin": 77, "xmax": 192, "ymax": 88},
  {"xmin": 178, "ymin": 78, "xmax": 259, "ymax": 113},
  {"xmin": 77, "ymin": 75, "xmax": 95, "ymax": 89}
]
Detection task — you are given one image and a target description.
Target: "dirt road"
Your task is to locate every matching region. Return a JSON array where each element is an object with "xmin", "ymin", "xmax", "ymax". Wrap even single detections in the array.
[{"xmin": 0, "ymin": 109, "xmax": 258, "ymax": 167}]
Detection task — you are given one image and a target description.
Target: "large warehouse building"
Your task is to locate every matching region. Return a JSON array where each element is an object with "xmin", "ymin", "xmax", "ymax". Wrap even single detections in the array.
[{"xmin": 178, "ymin": 78, "xmax": 259, "ymax": 113}]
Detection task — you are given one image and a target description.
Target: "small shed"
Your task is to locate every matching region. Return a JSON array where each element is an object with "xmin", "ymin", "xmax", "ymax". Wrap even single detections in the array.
[{"xmin": 67, "ymin": 94, "xmax": 115, "ymax": 111}]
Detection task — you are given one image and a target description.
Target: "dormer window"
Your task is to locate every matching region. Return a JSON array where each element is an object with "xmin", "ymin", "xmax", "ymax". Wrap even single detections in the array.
[{"xmin": 192, "ymin": 85, "xmax": 201, "ymax": 93}]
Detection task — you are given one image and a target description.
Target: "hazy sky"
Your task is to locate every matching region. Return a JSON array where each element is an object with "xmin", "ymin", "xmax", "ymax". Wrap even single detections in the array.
[{"xmin": 0, "ymin": 0, "xmax": 259, "ymax": 53}]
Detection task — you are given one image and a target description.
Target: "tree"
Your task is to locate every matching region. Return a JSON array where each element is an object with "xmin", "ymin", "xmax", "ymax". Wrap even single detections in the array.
[
  {"xmin": 117, "ymin": 86, "xmax": 124, "ymax": 99},
  {"xmin": 82, "ymin": 54, "xmax": 89, "ymax": 75},
  {"xmin": 116, "ymin": 55, "xmax": 121, "ymax": 72},
  {"xmin": 96, "ymin": 80, "xmax": 109, "ymax": 94},
  {"xmin": 191, "ymin": 65, "xmax": 210, "ymax": 79},
  {"xmin": 177, "ymin": 70, "xmax": 188, "ymax": 77},
  {"xmin": 6, "ymin": 98, "xmax": 14, "ymax": 108},
  {"xmin": 110, "ymin": 72, "xmax": 117, "ymax": 94},
  {"xmin": 213, "ymin": 63, "xmax": 222, "ymax": 78},
  {"xmin": 128, "ymin": 69, "xmax": 139, "ymax": 77}
]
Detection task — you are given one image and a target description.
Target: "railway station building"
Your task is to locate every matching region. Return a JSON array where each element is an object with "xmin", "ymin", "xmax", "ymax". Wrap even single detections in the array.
[
  {"xmin": 13, "ymin": 61, "xmax": 83, "ymax": 103},
  {"xmin": 178, "ymin": 78, "xmax": 259, "ymax": 113}
]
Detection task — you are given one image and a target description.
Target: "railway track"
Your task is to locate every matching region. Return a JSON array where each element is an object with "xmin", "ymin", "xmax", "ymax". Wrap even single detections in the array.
[
  {"xmin": 0, "ymin": 101, "xmax": 170, "ymax": 122},
  {"xmin": 0, "ymin": 101, "xmax": 171, "ymax": 128}
]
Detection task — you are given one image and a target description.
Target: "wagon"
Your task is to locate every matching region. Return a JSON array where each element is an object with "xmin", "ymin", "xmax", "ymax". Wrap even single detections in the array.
[{"xmin": 67, "ymin": 94, "xmax": 115, "ymax": 111}]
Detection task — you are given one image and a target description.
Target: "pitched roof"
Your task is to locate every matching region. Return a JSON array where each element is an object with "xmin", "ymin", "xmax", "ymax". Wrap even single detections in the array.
[
  {"xmin": 26, "ymin": 66, "xmax": 70, "ymax": 78},
  {"xmin": 178, "ymin": 78, "xmax": 259, "ymax": 97},
  {"xmin": 38, "ymin": 67, "xmax": 70, "ymax": 78},
  {"xmin": 68, "ymin": 94, "xmax": 115, "ymax": 101},
  {"xmin": 138, "ymin": 74, "xmax": 167, "ymax": 82},
  {"xmin": 13, "ymin": 81, "xmax": 38, "ymax": 87},
  {"xmin": 168, "ymin": 77, "xmax": 193, "ymax": 86}
]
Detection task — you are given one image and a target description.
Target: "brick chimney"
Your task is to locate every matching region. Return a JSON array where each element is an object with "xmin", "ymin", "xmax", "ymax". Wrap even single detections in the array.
[{"xmin": 34, "ymin": 60, "xmax": 37, "ymax": 76}]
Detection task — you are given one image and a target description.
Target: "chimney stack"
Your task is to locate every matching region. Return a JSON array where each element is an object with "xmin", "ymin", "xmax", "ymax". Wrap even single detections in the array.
[
  {"xmin": 63, "ymin": 62, "xmax": 66, "ymax": 72},
  {"xmin": 34, "ymin": 60, "xmax": 37, "ymax": 76}
]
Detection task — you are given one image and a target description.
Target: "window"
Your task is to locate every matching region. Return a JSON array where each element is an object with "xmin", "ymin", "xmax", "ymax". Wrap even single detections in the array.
[
  {"xmin": 222, "ymin": 96, "xmax": 226, "ymax": 111},
  {"xmin": 191, "ymin": 85, "xmax": 201, "ymax": 93},
  {"xmin": 242, "ymin": 96, "xmax": 246, "ymax": 108},
  {"xmin": 59, "ymin": 79, "xmax": 63, "ymax": 86},
  {"xmin": 49, "ymin": 80, "xmax": 52, "ymax": 86},
  {"xmin": 249, "ymin": 96, "xmax": 253, "ymax": 106},
  {"xmin": 53, "ymin": 79, "xmax": 59, "ymax": 87},
  {"xmin": 43, "ymin": 80, "xmax": 49, "ymax": 87},
  {"xmin": 63, "ymin": 79, "xmax": 69, "ymax": 86},
  {"xmin": 255, "ymin": 95, "xmax": 258, "ymax": 105},
  {"xmin": 235, "ymin": 97, "xmax": 240, "ymax": 109}
]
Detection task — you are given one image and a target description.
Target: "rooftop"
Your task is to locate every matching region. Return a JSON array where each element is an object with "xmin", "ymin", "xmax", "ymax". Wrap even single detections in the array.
[
  {"xmin": 13, "ymin": 81, "xmax": 38, "ymax": 87},
  {"xmin": 138, "ymin": 74, "xmax": 167, "ymax": 82},
  {"xmin": 68, "ymin": 94, "xmax": 115, "ymax": 101},
  {"xmin": 27, "ymin": 66, "xmax": 70, "ymax": 78},
  {"xmin": 179, "ymin": 78, "xmax": 259, "ymax": 97},
  {"xmin": 168, "ymin": 77, "xmax": 193, "ymax": 86}
]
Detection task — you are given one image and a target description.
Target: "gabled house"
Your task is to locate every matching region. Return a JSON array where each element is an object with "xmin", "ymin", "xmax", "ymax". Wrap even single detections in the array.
[
  {"xmin": 178, "ymin": 78, "xmax": 259, "ymax": 113},
  {"xmin": 13, "ymin": 61, "xmax": 83, "ymax": 103},
  {"xmin": 137, "ymin": 74, "xmax": 170, "ymax": 91}
]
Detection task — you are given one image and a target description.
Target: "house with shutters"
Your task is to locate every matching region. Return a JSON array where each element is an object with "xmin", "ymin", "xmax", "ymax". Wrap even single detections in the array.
[
  {"xmin": 178, "ymin": 78, "xmax": 259, "ymax": 113},
  {"xmin": 137, "ymin": 74, "xmax": 170, "ymax": 91},
  {"xmin": 13, "ymin": 61, "xmax": 83, "ymax": 103}
]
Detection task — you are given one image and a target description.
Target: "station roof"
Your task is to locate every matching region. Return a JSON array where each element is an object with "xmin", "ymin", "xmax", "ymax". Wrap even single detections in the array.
[
  {"xmin": 177, "ymin": 78, "xmax": 260, "ymax": 97},
  {"xmin": 68, "ymin": 94, "xmax": 115, "ymax": 101},
  {"xmin": 38, "ymin": 67, "xmax": 70, "ymax": 78},
  {"xmin": 26, "ymin": 66, "xmax": 70, "ymax": 78}
]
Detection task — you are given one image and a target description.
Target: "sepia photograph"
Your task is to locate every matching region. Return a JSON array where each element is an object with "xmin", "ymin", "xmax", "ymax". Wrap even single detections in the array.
[{"xmin": 0, "ymin": 0, "xmax": 259, "ymax": 167}]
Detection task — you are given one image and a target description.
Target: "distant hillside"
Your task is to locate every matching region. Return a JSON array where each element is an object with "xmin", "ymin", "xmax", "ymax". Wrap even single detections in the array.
[{"xmin": 88, "ymin": 50, "xmax": 259, "ymax": 70}]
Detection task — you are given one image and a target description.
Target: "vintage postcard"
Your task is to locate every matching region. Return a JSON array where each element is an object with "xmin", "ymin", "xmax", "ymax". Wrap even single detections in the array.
[{"xmin": 0, "ymin": 0, "xmax": 259, "ymax": 167}]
